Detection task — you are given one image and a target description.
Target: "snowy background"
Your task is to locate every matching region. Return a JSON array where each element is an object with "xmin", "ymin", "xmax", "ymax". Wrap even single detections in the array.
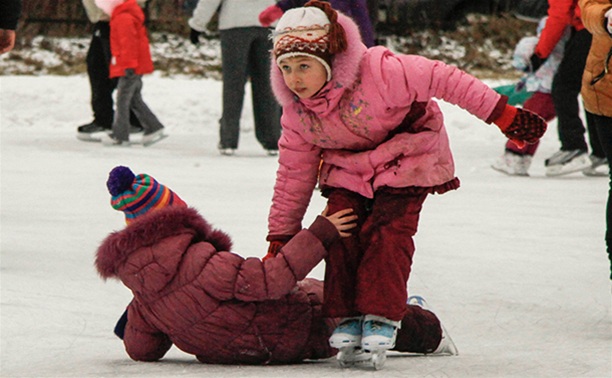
[{"xmin": 1, "ymin": 71, "xmax": 610, "ymax": 377}]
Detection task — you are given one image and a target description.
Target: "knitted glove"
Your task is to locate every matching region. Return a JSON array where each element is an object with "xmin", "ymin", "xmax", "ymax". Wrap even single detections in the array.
[
  {"xmin": 190, "ymin": 28, "xmax": 201, "ymax": 45},
  {"xmin": 263, "ymin": 235, "xmax": 293, "ymax": 261},
  {"xmin": 493, "ymin": 105, "xmax": 547, "ymax": 145},
  {"xmin": 259, "ymin": 4, "xmax": 283, "ymax": 27},
  {"xmin": 528, "ymin": 53, "xmax": 546, "ymax": 72}
]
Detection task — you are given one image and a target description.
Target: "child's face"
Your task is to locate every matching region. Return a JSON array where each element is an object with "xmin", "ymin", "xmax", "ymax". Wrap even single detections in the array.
[{"xmin": 279, "ymin": 56, "xmax": 328, "ymax": 99}]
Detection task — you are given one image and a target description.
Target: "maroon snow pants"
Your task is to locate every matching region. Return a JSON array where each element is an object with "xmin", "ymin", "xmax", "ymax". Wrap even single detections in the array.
[{"xmin": 322, "ymin": 187, "xmax": 442, "ymax": 352}]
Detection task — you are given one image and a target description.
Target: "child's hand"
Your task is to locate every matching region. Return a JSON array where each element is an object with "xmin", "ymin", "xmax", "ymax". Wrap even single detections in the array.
[
  {"xmin": 493, "ymin": 105, "xmax": 547, "ymax": 145},
  {"xmin": 322, "ymin": 206, "xmax": 357, "ymax": 238}
]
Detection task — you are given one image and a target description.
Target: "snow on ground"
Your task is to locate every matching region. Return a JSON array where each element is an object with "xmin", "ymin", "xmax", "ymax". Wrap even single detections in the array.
[{"xmin": 1, "ymin": 74, "xmax": 610, "ymax": 378}]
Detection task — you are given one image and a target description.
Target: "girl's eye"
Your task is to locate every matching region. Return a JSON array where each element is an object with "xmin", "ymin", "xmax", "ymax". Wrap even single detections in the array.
[{"xmin": 300, "ymin": 64, "xmax": 309, "ymax": 70}]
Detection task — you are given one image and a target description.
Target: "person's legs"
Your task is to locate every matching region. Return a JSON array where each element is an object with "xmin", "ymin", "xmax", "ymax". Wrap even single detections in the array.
[
  {"xmin": 356, "ymin": 187, "xmax": 428, "ymax": 321},
  {"xmin": 551, "ymin": 29, "xmax": 592, "ymax": 152},
  {"xmin": 585, "ymin": 110, "xmax": 606, "ymax": 159},
  {"xmin": 589, "ymin": 113, "xmax": 612, "ymax": 279},
  {"xmin": 218, "ymin": 28, "xmax": 250, "ymax": 150},
  {"xmin": 87, "ymin": 21, "xmax": 115, "ymax": 128},
  {"xmin": 322, "ymin": 188, "xmax": 370, "ymax": 318},
  {"xmin": 248, "ymin": 27, "xmax": 281, "ymax": 151},
  {"xmin": 112, "ymin": 75, "xmax": 140, "ymax": 141},
  {"xmin": 128, "ymin": 77, "xmax": 164, "ymax": 135}
]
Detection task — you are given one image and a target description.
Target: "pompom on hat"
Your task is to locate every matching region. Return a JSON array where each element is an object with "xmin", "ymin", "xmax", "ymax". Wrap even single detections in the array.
[
  {"xmin": 272, "ymin": 0, "xmax": 347, "ymax": 82},
  {"xmin": 106, "ymin": 166, "xmax": 187, "ymax": 224}
]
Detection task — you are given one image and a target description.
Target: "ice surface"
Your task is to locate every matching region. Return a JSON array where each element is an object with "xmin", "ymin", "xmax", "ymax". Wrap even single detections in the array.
[{"xmin": 1, "ymin": 75, "xmax": 610, "ymax": 377}]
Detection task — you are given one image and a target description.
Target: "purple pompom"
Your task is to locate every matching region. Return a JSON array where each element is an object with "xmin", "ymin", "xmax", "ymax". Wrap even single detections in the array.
[{"xmin": 107, "ymin": 166, "xmax": 135, "ymax": 196}]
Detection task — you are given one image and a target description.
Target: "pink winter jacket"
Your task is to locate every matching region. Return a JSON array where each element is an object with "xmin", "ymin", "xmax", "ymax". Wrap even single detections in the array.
[
  {"xmin": 95, "ymin": 206, "xmax": 341, "ymax": 364},
  {"xmin": 268, "ymin": 11, "xmax": 506, "ymax": 237}
]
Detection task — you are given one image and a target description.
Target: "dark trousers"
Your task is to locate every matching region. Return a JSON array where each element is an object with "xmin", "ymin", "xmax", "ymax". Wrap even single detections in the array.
[
  {"xmin": 218, "ymin": 27, "xmax": 281, "ymax": 150},
  {"xmin": 551, "ymin": 29, "xmax": 592, "ymax": 152},
  {"xmin": 587, "ymin": 112, "xmax": 612, "ymax": 279},
  {"xmin": 86, "ymin": 21, "xmax": 140, "ymax": 128},
  {"xmin": 323, "ymin": 187, "xmax": 428, "ymax": 321},
  {"xmin": 113, "ymin": 74, "xmax": 164, "ymax": 141}
]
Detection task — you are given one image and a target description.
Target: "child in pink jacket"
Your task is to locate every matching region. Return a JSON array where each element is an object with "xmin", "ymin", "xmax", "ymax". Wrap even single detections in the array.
[{"xmin": 264, "ymin": 0, "xmax": 547, "ymax": 357}]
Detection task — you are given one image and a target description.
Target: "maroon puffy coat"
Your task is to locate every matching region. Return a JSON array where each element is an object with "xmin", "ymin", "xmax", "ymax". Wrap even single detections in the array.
[{"xmin": 95, "ymin": 206, "xmax": 340, "ymax": 364}]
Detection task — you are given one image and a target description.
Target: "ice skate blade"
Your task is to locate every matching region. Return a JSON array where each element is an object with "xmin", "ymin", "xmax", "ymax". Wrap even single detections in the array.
[{"xmin": 336, "ymin": 347, "xmax": 371, "ymax": 368}]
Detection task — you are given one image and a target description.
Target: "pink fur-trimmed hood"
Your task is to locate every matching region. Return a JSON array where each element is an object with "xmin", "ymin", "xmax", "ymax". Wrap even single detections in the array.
[{"xmin": 270, "ymin": 11, "xmax": 367, "ymax": 107}]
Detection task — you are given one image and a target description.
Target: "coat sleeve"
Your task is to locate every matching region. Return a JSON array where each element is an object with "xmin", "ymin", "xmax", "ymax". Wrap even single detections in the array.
[
  {"xmin": 123, "ymin": 302, "xmax": 173, "ymax": 362},
  {"xmin": 365, "ymin": 48, "xmax": 503, "ymax": 124},
  {"xmin": 236, "ymin": 216, "xmax": 339, "ymax": 301},
  {"xmin": 188, "ymin": 0, "xmax": 223, "ymax": 32},
  {"xmin": 579, "ymin": 0, "xmax": 611, "ymax": 35},
  {"xmin": 268, "ymin": 123, "xmax": 322, "ymax": 237},
  {"xmin": 535, "ymin": 0, "xmax": 577, "ymax": 58}
]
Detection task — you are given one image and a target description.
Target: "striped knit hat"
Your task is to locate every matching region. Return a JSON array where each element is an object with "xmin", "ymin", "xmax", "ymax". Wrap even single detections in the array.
[{"xmin": 106, "ymin": 166, "xmax": 187, "ymax": 224}]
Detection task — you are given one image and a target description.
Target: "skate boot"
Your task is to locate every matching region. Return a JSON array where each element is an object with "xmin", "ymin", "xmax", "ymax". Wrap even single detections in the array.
[
  {"xmin": 330, "ymin": 317, "xmax": 363, "ymax": 367},
  {"xmin": 408, "ymin": 295, "xmax": 458, "ymax": 356},
  {"xmin": 583, "ymin": 155, "xmax": 608, "ymax": 177},
  {"xmin": 491, "ymin": 151, "xmax": 532, "ymax": 176},
  {"xmin": 361, "ymin": 315, "xmax": 400, "ymax": 370},
  {"xmin": 77, "ymin": 121, "xmax": 111, "ymax": 142},
  {"xmin": 545, "ymin": 149, "xmax": 590, "ymax": 176}
]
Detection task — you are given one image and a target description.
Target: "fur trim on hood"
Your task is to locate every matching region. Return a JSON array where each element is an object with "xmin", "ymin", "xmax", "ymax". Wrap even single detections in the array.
[
  {"xmin": 270, "ymin": 11, "xmax": 367, "ymax": 107},
  {"xmin": 95, "ymin": 206, "xmax": 232, "ymax": 279}
]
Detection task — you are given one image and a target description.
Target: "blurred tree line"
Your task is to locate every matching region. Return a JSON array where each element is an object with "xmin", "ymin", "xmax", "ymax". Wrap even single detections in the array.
[{"xmin": 19, "ymin": 0, "xmax": 193, "ymax": 38}]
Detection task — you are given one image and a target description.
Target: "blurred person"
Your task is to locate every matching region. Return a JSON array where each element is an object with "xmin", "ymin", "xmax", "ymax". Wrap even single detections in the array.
[
  {"xmin": 189, "ymin": 0, "xmax": 282, "ymax": 156},
  {"xmin": 258, "ymin": 0, "xmax": 375, "ymax": 47},
  {"xmin": 0, "ymin": 0, "xmax": 21, "ymax": 54},
  {"xmin": 77, "ymin": 0, "xmax": 146, "ymax": 142},
  {"xmin": 95, "ymin": 0, "xmax": 166, "ymax": 147},
  {"xmin": 578, "ymin": 0, "xmax": 612, "ymax": 279},
  {"xmin": 492, "ymin": 16, "xmax": 569, "ymax": 176},
  {"xmin": 531, "ymin": 0, "xmax": 606, "ymax": 176}
]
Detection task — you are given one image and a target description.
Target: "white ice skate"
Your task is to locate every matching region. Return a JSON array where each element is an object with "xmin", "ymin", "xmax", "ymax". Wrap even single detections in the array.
[
  {"xmin": 491, "ymin": 151, "xmax": 532, "ymax": 176},
  {"xmin": 360, "ymin": 315, "xmax": 400, "ymax": 370},
  {"xmin": 545, "ymin": 149, "xmax": 591, "ymax": 177},
  {"xmin": 408, "ymin": 295, "xmax": 459, "ymax": 356},
  {"xmin": 330, "ymin": 317, "xmax": 364, "ymax": 368}
]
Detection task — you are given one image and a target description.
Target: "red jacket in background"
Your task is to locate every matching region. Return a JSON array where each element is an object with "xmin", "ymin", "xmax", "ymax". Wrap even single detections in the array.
[
  {"xmin": 535, "ymin": 0, "xmax": 585, "ymax": 58},
  {"xmin": 109, "ymin": 0, "xmax": 154, "ymax": 78}
]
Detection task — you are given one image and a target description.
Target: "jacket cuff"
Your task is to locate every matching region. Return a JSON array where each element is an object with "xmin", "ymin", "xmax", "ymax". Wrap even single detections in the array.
[
  {"xmin": 308, "ymin": 216, "xmax": 340, "ymax": 249},
  {"xmin": 485, "ymin": 95, "xmax": 509, "ymax": 124}
]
